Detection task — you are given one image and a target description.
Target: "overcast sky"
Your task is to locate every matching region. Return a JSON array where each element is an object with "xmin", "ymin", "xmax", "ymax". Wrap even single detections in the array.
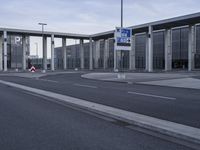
[{"xmin": 0, "ymin": 0, "xmax": 199, "ymax": 57}]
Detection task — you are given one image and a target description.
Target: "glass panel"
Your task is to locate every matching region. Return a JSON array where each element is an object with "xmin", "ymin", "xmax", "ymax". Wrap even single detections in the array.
[
  {"xmin": 153, "ymin": 31, "xmax": 165, "ymax": 69},
  {"xmin": 135, "ymin": 34, "xmax": 146, "ymax": 69},
  {"xmin": 172, "ymin": 27, "xmax": 188, "ymax": 69}
]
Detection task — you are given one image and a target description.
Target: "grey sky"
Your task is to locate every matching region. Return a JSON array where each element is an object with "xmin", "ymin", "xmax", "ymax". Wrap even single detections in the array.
[{"xmin": 0, "ymin": 0, "xmax": 199, "ymax": 57}]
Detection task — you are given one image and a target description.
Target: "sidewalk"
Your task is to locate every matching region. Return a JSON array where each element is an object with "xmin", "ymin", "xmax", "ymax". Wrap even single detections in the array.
[
  {"xmin": 0, "ymin": 70, "xmax": 85, "ymax": 78},
  {"xmin": 82, "ymin": 72, "xmax": 200, "ymax": 89}
]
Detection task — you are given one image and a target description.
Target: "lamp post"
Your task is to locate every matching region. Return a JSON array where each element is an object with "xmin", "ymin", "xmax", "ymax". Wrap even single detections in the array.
[
  {"xmin": 121, "ymin": 0, "xmax": 123, "ymax": 28},
  {"xmin": 38, "ymin": 23, "xmax": 47, "ymax": 72},
  {"xmin": 121, "ymin": 0, "xmax": 124, "ymax": 71}
]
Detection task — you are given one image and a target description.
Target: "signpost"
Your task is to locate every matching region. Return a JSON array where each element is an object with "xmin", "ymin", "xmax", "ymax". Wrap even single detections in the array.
[
  {"xmin": 115, "ymin": 27, "xmax": 132, "ymax": 51},
  {"xmin": 114, "ymin": 0, "xmax": 132, "ymax": 76}
]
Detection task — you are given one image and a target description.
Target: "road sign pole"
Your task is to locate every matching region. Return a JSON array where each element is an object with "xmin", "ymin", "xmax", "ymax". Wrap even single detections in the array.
[
  {"xmin": 121, "ymin": 0, "xmax": 123, "ymax": 28},
  {"xmin": 121, "ymin": 0, "xmax": 124, "ymax": 72}
]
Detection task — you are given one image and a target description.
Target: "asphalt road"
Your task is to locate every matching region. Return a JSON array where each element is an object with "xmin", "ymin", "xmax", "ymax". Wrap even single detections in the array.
[
  {"xmin": 0, "ymin": 73, "xmax": 199, "ymax": 129},
  {"xmin": 0, "ymin": 82, "xmax": 192, "ymax": 150}
]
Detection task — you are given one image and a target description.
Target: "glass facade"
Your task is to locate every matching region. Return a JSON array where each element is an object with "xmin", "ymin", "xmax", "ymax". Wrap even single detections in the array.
[
  {"xmin": 195, "ymin": 25, "xmax": 200, "ymax": 68},
  {"xmin": 153, "ymin": 31, "xmax": 165, "ymax": 69},
  {"xmin": 2, "ymin": 35, "xmax": 30, "ymax": 69},
  {"xmin": 196, "ymin": 25, "xmax": 200, "ymax": 54},
  {"xmin": 83, "ymin": 43, "xmax": 90, "ymax": 69},
  {"xmin": 54, "ymin": 47, "xmax": 63, "ymax": 69},
  {"xmin": 172, "ymin": 27, "xmax": 189, "ymax": 69},
  {"xmin": 118, "ymin": 51, "xmax": 129, "ymax": 70},
  {"xmin": 108, "ymin": 39, "xmax": 114, "ymax": 68},
  {"xmin": 67, "ymin": 44, "xmax": 81, "ymax": 69},
  {"xmin": 135, "ymin": 34, "xmax": 146, "ymax": 69},
  {"xmin": 54, "ymin": 25, "xmax": 200, "ymax": 71},
  {"xmin": 98, "ymin": 40, "xmax": 104, "ymax": 68}
]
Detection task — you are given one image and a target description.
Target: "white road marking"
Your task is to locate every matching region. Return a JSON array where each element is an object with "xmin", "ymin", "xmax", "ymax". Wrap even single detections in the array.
[
  {"xmin": 128, "ymin": 91, "xmax": 176, "ymax": 100},
  {"xmin": 73, "ymin": 83, "xmax": 97, "ymax": 89},
  {"xmin": 36, "ymin": 78, "xmax": 58, "ymax": 83}
]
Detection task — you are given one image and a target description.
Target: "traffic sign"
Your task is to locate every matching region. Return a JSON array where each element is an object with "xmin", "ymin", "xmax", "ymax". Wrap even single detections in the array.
[{"xmin": 115, "ymin": 27, "xmax": 132, "ymax": 51}]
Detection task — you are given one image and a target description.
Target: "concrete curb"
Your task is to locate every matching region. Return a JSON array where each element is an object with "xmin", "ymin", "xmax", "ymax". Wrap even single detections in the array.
[
  {"xmin": 0, "ymin": 79, "xmax": 199, "ymax": 149},
  {"xmin": 81, "ymin": 74, "xmax": 129, "ymax": 84},
  {"xmin": 0, "ymin": 71, "xmax": 86, "ymax": 79}
]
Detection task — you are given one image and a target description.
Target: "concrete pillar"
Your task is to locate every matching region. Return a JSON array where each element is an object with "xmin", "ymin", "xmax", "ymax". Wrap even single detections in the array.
[
  {"xmin": 89, "ymin": 38, "xmax": 93, "ymax": 70},
  {"xmin": 22, "ymin": 35, "xmax": 26, "ymax": 70},
  {"xmin": 114, "ymin": 47, "xmax": 117, "ymax": 71},
  {"xmin": 129, "ymin": 35, "xmax": 136, "ymax": 70},
  {"xmin": 104, "ymin": 39, "xmax": 109, "ymax": 69},
  {"xmin": 165, "ymin": 29, "xmax": 172, "ymax": 71},
  {"xmin": 51, "ymin": 34, "xmax": 55, "ymax": 71},
  {"xmin": 62, "ymin": 38, "xmax": 67, "ymax": 70},
  {"xmin": 80, "ymin": 39, "xmax": 84, "ymax": 69},
  {"xmin": 3, "ymin": 31, "xmax": 7, "ymax": 71},
  {"xmin": 0, "ymin": 35, "xmax": 3, "ymax": 71},
  {"xmin": 146, "ymin": 26, "xmax": 153, "ymax": 72},
  {"xmin": 145, "ymin": 34, "xmax": 149, "ymax": 71},
  {"xmin": 94, "ymin": 40, "xmax": 100, "ymax": 69},
  {"xmin": 188, "ymin": 25, "xmax": 195, "ymax": 71},
  {"xmin": 42, "ymin": 36, "xmax": 47, "ymax": 71}
]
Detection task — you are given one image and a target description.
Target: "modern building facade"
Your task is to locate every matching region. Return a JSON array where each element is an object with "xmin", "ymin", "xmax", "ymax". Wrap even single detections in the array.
[
  {"xmin": 55, "ymin": 24, "xmax": 200, "ymax": 71},
  {"xmin": 0, "ymin": 35, "xmax": 30, "ymax": 70},
  {"xmin": 1, "ymin": 12, "xmax": 200, "ymax": 72}
]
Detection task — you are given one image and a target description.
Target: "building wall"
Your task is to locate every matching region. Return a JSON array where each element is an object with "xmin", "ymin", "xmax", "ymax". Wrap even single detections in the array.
[
  {"xmin": 3, "ymin": 35, "xmax": 30, "ymax": 69},
  {"xmin": 54, "ymin": 25, "xmax": 200, "ymax": 71}
]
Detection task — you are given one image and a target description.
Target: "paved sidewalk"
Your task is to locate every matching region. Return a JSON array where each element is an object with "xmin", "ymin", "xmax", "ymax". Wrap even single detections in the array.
[
  {"xmin": 82, "ymin": 72, "xmax": 198, "ymax": 83},
  {"xmin": 139, "ymin": 78, "xmax": 200, "ymax": 90},
  {"xmin": 82, "ymin": 72, "xmax": 200, "ymax": 89},
  {"xmin": 0, "ymin": 71, "xmax": 85, "ymax": 78}
]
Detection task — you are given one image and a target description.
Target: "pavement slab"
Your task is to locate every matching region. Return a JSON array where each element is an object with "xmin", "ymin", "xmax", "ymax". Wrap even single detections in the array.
[{"xmin": 139, "ymin": 78, "xmax": 200, "ymax": 90}]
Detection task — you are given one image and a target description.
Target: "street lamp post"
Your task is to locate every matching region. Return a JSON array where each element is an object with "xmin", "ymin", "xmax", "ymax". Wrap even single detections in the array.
[
  {"xmin": 121, "ymin": 0, "xmax": 124, "ymax": 71},
  {"xmin": 38, "ymin": 23, "xmax": 47, "ymax": 72},
  {"xmin": 121, "ymin": 0, "xmax": 123, "ymax": 28}
]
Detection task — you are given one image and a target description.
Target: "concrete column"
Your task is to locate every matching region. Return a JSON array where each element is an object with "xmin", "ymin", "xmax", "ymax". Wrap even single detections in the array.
[
  {"xmin": 146, "ymin": 26, "xmax": 153, "ymax": 72},
  {"xmin": 51, "ymin": 34, "xmax": 55, "ymax": 71},
  {"xmin": 94, "ymin": 40, "xmax": 100, "ymax": 69},
  {"xmin": 62, "ymin": 38, "xmax": 67, "ymax": 70},
  {"xmin": 22, "ymin": 35, "xmax": 26, "ymax": 70},
  {"xmin": 114, "ymin": 44, "xmax": 117, "ymax": 71},
  {"xmin": 129, "ymin": 35, "xmax": 136, "ymax": 70},
  {"xmin": 0, "ymin": 35, "xmax": 3, "ymax": 71},
  {"xmin": 80, "ymin": 39, "xmax": 84, "ymax": 69},
  {"xmin": 165, "ymin": 29, "xmax": 172, "ymax": 71},
  {"xmin": 188, "ymin": 25, "xmax": 195, "ymax": 71},
  {"xmin": 3, "ymin": 31, "xmax": 7, "ymax": 71},
  {"xmin": 42, "ymin": 36, "xmax": 47, "ymax": 71},
  {"xmin": 89, "ymin": 38, "xmax": 93, "ymax": 70},
  {"xmin": 104, "ymin": 39, "xmax": 109, "ymax": 69}
]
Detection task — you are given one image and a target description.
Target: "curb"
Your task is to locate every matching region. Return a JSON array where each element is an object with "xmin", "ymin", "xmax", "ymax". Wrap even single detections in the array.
[{"xmin": 81, "ymin": 74, "xmax": 129, "ymax": 84}]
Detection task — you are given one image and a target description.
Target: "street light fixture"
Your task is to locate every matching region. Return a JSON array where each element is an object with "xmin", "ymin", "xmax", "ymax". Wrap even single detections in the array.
[{"xmin": 38, "ymin": 23, "xmax": 47, "ymax": 72}]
